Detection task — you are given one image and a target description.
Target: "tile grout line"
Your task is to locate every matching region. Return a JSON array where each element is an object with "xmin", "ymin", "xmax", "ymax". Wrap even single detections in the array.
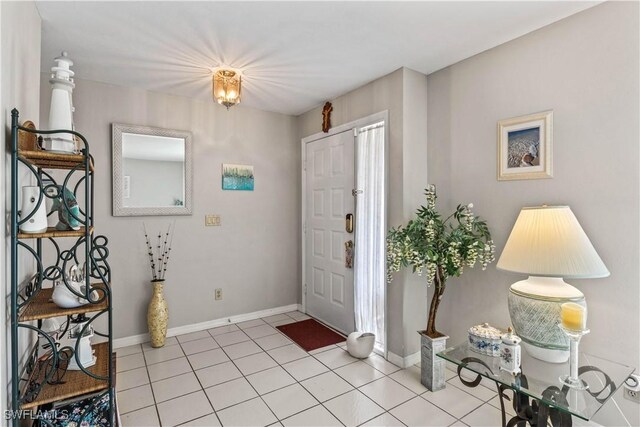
[
  {"xmin": 143, "ymin": 341, "xmax": 302, "ymax": 392},
  {"xmin": 196, "ymin": 315, "xmax": 353, "ymax": 424},
  {"xmin": 220, "ymin": 320, "xmax": 377, "ymax": 424},
  {"xmin": 140, "ymin": 344, "xmax": 164, "ymax": 427},
  {"xmin": 291, "ymin": 348, "xmax": 391, "ymax": 426},
  {"xmin": 214, "ymin": 334, "xmax": 286, "ymax": 424},
  {"xmin": 122, "ymin": 316, "xmax": 299, "ymax": 424},
  {"xmin": 138, "ymin": 353, "xmax": 485, "ymax": 427},
  {"xmin": 411, "ymin": 378, "xmax": 496, "ymax": 424},
  {"xmin": 129, "ymin": 325, "xmax": 317, "ymax": 423},
  {"xmin": 174, "ymin": 336, "xmax": 223, "ymax": 427},
  {"xmin": 446, "ymin": 375, "xmax": 499, "ymax": 402},
  {"xmin": 125, "ymin": 312, "xmax": 494, "ymax": 427}
]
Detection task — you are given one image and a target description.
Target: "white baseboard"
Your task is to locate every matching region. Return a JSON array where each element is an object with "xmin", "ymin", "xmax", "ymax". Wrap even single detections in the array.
[
  {"xmin": 387, "ymin": 350, "xmax": 420, "ymax": 368},
  {"xmin": 113, "ymin": 303, "xmax": 299, "ymax": 349}
]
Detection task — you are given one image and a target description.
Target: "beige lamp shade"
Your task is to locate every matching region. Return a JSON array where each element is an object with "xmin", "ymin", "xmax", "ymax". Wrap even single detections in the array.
[{"xmin": 497, "ymin": 206, "xmax": 609, "ymax": 279}]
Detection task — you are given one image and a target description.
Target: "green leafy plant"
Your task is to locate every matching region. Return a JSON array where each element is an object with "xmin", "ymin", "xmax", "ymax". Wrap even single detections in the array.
[{"xmin": 386, "ymin": 185, "xmax": 495, "ymax": 338}]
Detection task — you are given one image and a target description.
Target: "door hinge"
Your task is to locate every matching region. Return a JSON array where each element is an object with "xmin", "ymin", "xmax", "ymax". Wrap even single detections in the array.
[
  {"xmin": 304, "ymin": 283, "xmax": 307, "ymax": 294},
  {"xmin": 303, "ymin": 221, "xmax": 307, "ymax": 234}
]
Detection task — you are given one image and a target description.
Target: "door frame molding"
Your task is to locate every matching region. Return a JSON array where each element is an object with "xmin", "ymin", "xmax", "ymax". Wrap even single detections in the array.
[{"xmin": 300, "ymin": 110, "xmax": 389, "ymax": 353}]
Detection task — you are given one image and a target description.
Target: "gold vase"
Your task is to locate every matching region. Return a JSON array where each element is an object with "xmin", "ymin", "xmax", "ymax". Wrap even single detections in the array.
[{"xmin": 147, "ymin": 280, "xmax": 169, "ymax": 348}]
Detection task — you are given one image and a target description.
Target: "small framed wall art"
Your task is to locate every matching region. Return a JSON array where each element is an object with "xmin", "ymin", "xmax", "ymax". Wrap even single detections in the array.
[
  {"xmin": 497, "ymin": 110, "xmax": 553, "ymax": 181},
  {"xmin": 222, "ymin": 164, "xmax": 254, "ymax": 191}
]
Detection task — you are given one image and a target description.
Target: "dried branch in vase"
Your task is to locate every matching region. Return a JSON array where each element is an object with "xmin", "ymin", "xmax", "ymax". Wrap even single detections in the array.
[{"xmin": 143, "ymin": 222, "xmax": 176, "ymax": 281}]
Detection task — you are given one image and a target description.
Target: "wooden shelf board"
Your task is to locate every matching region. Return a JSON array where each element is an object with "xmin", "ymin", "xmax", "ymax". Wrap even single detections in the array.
[
  {"xmin": 19, "ymin": 285, "xmax": 109, "ymax": 322},
  {"xmin": 21, "ymin": 342, "xmax": 111, "ymax": 410},
  {"xmin": 18, "ymin": 226, "xmax": 93, "ymax": 240},
  {"xmin": 18, "ymin": 150, "xmax": 94, "ymax": 172}
]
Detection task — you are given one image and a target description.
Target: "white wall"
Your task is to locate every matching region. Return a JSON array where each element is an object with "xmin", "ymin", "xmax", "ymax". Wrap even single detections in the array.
[
  {"xmin": 400, "ymin": 69, "xmax": 430, "ymax": 356},
  {"xmin": 1, "ymin": 0, "xmax": 41, "ymax": 414},
  {"xmin": 40, "ymin": 77, "xmax": 300, "ymax": 340},
  {"xmin": 427, "ymin": 2, "xmax": 639, "ymax": 425}
]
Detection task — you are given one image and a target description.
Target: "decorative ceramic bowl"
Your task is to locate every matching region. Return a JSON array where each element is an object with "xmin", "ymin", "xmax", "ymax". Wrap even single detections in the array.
[
  {"xmin": 51, "ymin": 281, "xmax": 97, "ymax": 308},
  {"xmin": 346, "ymin": 332, "xmax": 375, "ymax": 358},
  {"xmin": 468, "ymin": 323, "xmax": 503, "ymax": 356}
]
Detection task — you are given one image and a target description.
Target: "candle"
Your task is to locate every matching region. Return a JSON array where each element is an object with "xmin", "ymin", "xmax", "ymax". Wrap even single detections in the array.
[{"xmin": 561, "ymin": 302, "xmax": 587, "ymax": 331}]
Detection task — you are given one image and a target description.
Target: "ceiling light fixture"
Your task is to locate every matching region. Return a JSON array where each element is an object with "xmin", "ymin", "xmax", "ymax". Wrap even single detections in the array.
[{"xmin": 213, "ymin": 69, "xmax": 241, "ymax": 110}]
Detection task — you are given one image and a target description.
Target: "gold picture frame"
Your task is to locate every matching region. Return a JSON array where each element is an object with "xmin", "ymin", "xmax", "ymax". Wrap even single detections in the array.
[{"xmin": 497, "ymin": 110, "xmax": 553, "ymax": 181}]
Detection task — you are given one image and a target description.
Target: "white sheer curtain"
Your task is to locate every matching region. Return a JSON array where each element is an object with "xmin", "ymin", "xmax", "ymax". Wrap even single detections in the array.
[{"xmin": 354, "ymin": 122, "xmax": 386, "ymax": 353}]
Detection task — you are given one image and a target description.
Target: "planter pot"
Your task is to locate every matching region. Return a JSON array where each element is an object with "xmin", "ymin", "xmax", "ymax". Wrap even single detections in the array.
[
  {"xmin": 147, "ymin": 280, "xmax": 169, "ymax": 348},
  {"xmin": 419, "ymin": 332, "xmax": 448, "ymax": 391}
]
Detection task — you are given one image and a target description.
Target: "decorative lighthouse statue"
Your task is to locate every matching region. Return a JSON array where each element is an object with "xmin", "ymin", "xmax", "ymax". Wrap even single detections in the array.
[{"xmin": 43, "ymin": 51, "xmax": 76, "ymax": 153}]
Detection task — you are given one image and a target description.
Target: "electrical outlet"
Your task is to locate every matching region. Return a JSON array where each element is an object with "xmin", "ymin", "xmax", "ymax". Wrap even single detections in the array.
[
  {"xmin": 624, "ymin": 374, "xmax": 640, "ymax": 403},
  {"xmin": 215, "ymin": 288, "xmax": 222, "ymax": 300},
  {"xmin": 625, "ymin": 388, "xmax": 640, "ymax": 404},
  {"xmin": 205, "ymin": 215, "xmax": 221, "ymax": 226}
]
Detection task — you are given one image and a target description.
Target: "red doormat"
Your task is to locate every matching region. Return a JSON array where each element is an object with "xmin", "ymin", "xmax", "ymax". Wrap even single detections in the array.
[{"xmin": 277, "ymin": 318, "xmax": 346, "ymax": 352}]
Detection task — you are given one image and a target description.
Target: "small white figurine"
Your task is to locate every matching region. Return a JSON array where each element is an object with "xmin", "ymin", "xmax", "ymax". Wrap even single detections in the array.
[
  {"xmin": 44, "ymin": 51, "xmax": 76, "ymax": 153},
  {"xmin": 499, "ymin": 327, "xmax": 522, "ymax": 376}
]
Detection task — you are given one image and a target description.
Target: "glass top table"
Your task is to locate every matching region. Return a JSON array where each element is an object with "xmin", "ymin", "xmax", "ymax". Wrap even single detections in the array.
[{"xmin": 438, "ymin": 342, "xmax": 635, "ymax": 425}]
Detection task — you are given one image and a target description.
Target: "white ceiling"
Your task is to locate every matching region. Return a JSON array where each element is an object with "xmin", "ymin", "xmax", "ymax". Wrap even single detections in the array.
[{"xmin": 37, "ymin": 1, "xmax": 600, "ymax": 116}]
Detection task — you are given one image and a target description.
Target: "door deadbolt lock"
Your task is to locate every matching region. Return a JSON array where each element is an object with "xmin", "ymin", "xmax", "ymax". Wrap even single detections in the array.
[{"xmin": 345, "ymin": 213, "xmax": 353, "ymax": 233}]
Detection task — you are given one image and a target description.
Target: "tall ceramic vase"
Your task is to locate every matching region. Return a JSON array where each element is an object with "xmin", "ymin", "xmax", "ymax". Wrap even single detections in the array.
[{"xmin": 147, "ymin": 280, "xmax": 169, "ymax": 348}]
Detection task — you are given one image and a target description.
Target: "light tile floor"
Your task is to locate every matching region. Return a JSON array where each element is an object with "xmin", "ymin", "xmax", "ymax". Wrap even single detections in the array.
[{"xmin": 116, "ymin": 312, "xmax": 507, "ymax": 427}]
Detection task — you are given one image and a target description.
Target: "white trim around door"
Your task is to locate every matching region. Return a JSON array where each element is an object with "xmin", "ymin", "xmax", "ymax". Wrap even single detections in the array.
[{"xmin": 300, "ymin": 110, "xmax": 389, "ymax": 355}]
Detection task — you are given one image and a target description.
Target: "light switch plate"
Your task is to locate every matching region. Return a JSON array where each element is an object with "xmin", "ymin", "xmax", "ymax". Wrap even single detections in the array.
[{"xmin": 205, "ymin": 215, "xmax": 221, "ymax": 226}]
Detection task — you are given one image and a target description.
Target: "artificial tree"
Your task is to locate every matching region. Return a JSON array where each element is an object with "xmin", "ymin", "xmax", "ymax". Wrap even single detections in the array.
[{"xmin": 386, "ymin": 185, "xmax": 496, "ymax": 338}]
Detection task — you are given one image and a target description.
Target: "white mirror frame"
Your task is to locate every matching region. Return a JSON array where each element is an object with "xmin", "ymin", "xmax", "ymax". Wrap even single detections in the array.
[{"xmin": 112, "ymin": 123, "xmax": 193, "ymax": 216}]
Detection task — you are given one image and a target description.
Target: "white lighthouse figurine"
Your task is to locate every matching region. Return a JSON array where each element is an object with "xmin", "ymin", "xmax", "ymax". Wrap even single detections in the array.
[
  {"xmin": 43, "ymin": 51, "xmax": 76, "ymax": 153},
  {"xmin": 499, "ymin": 327, "xmax": 522, "ymax": 376}
]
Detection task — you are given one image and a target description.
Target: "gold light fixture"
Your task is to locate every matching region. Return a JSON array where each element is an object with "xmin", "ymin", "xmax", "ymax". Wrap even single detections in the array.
[{"xmin": 213, "ymin": 69, "xmax": 241, "ymax": 109}]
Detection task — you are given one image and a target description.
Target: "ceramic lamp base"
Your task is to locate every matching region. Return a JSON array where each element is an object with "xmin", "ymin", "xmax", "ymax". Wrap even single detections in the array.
[
  {"xmin": 508, "ymin": 276, "xmax": 585, "ymax": 364},
  {"xmin": 522, "ymin": 342, "xmax": 569, "ymax": 364}
]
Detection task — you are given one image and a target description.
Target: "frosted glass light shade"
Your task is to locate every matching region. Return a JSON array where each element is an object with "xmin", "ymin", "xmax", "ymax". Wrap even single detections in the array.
[
  {"xmin": 213, "ymin": 69, "xmax": 241, "ymax": 109},
  {"xmin": 497, "ymin": 206, "xmax": 609, "ymax": 279}
]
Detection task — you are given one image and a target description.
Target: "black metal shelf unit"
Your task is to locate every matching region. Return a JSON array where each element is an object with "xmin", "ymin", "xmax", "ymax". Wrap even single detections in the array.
[{"xmin": 10, "ymin": 109, "xmax": 114, "ymax": 426}]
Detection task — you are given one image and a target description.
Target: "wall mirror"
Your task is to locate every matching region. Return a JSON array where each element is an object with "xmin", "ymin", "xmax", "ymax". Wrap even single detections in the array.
[{"xmin": 112, "ymin": 123, "xmax": 192, "ymax": 216}]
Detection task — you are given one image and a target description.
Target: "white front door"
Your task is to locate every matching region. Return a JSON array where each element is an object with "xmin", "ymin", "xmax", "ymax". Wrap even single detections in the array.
[{"xmin": 304, "ymin": 130, "xmax": 355, "ymax": 334}]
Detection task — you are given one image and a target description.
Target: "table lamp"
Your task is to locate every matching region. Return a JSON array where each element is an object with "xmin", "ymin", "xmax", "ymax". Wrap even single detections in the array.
[{"xmin": 497, "ymin": 205, "xmax": 609, "ymax": 363}]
